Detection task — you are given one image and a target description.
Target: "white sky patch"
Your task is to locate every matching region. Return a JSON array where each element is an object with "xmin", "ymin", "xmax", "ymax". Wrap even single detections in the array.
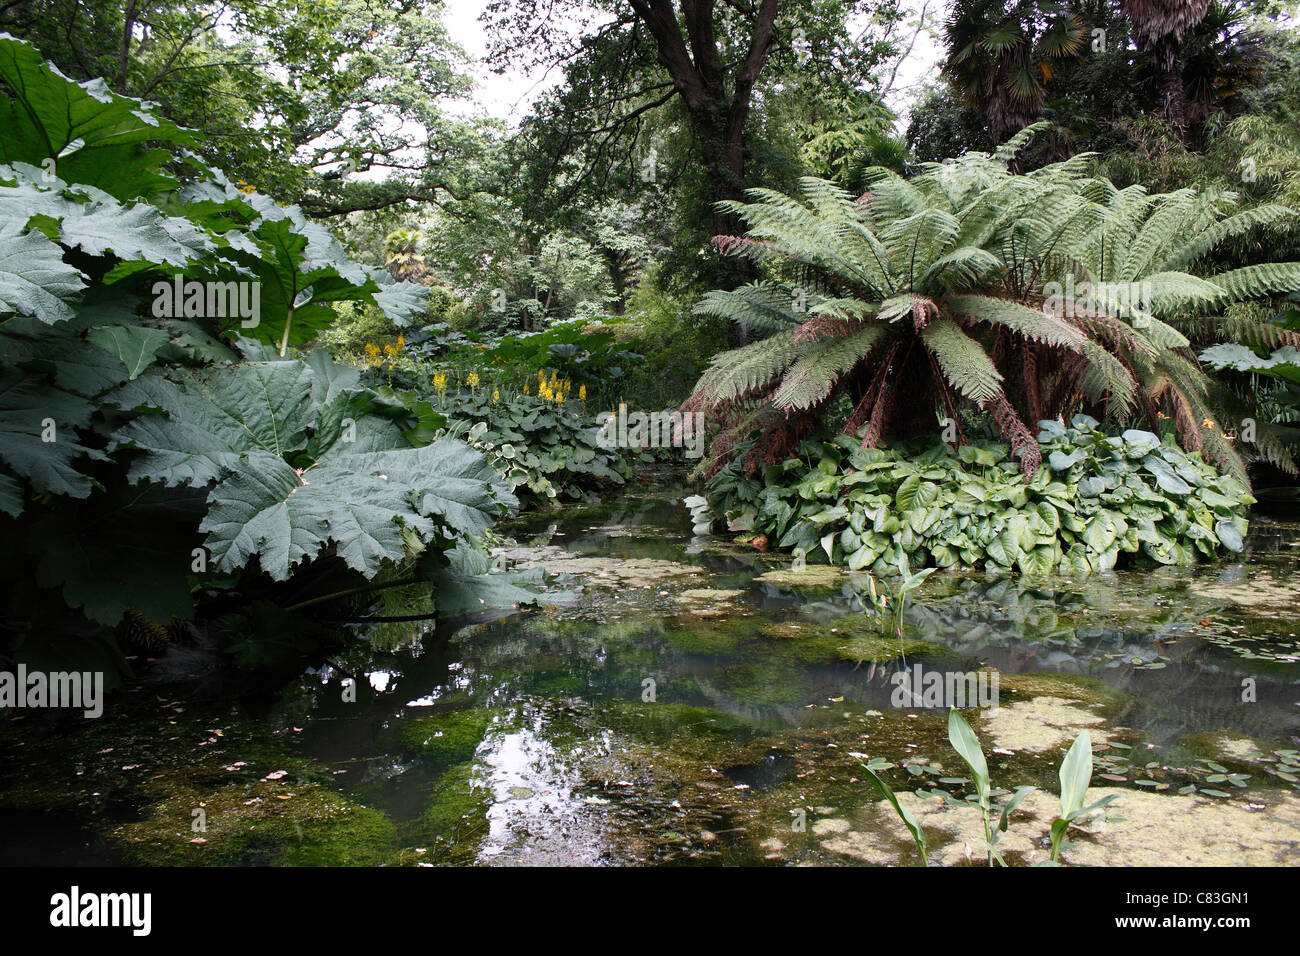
[
  {"xmin": 442, "ymin": 0, "xmax": 574, "ymax": 124},
  {"xmin": 441, "ymin": 0, "xmax": 946, "ymax": 131}
]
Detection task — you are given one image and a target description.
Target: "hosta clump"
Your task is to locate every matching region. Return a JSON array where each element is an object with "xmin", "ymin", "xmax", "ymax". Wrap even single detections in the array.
[
  {"xmin": 704, "ymin": 416, "xmax": 1253, "ymax": 574},
  {"xmin": 431, "ymin": 390, "xmax": 631, "ymax": 501},
  {"xmin": 111, "ymin": 352, "xmax": 517, "ymax": 582}
]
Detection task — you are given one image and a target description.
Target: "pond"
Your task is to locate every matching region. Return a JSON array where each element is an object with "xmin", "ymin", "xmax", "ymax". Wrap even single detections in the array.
[{"xmin": 3, "ymin": 483, "xmax": 1300, "ymax": 866}]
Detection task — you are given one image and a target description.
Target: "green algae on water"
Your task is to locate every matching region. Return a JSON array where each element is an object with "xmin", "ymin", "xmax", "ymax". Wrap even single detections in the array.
[
  {"xmin": 399, "ymin": 709, "xmax": 502, "ymax": 769},
  {"xmin": 413, "ymin": 760, "xmax": 492, "ymax": 856},
  {"xmin": 114, "ymin": 780, "xmax": 397, "ymax": 866}
]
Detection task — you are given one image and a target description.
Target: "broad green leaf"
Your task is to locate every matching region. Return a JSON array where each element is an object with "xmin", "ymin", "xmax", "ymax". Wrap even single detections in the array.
[
  {"xmin": 860, "ymin": 763, "xmax": 928, "ymax": 866},
  {"xmin": 0, "ymin": 227, "xmax": 85, "ymax": 323},
  {"xmin": 114, "ymin": 361, "xmax": 319, "ymax": 485},
  {"xmin": 32, "ymin": 481, "xmax": 201, "ymax": 624},
  {"xmin": 87, "ymin": 325, "xmax": 171, "ymax": 379},
  {"xmin": 202, "ymin": 440, "xmax": 511, "ymax": 581},
  {"xmin": 0, "ymin": 35, "xmax": 192, "ymax": 199},
  {"xmin": 1214, "ymin": 518, "xmax": 1244, "ymax": 553},
  {"xmin": 0, "ymin": 367, "xmax": 105, "ymax": 497},
  {"xmin": 947, "ymin": 707, "xmax": 990, "ymax": 802},
  {"xmin": 998, "ymin": 785, "xmax": 1036, "ymax": 833},
  {"xmin": 1058, "ymin": 730, "xmax": 1093, "ymax": 817}
]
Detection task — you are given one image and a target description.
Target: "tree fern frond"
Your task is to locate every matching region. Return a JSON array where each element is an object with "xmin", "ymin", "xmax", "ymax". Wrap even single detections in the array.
[
  {"xmin": 1119, "ymin": 189, "xmax": 1198, "ymax": 281},
  {"xmin": 691, "ymin": 330, "xmax": 802, "ymax": 407},
  {"xmin": 922, "ymin": 316, "xmax": 1004, "ymax": 405},
  {"xmin": 993, "ymin": 122, "xmax": 1050, "ymax": 165},
  {"xmin": 1204, "ymin": 263, "xmax": 1300, "ymax": 305},
  {"xmin": 809, "ymin": 296, "xmax": 878, "ymax": 322},
  {"xmin": 770, "ymin": 326, "xmax": 885, "ymax": 411},
  {"xmin": 693, "ymin": 283, "xmax": 802, "ymax": 336},
  {"xmin": 917, "ymin": 246, "xmax": 1003, "ymax": 291},
  {"xmin": 945, "ymin": 294, "xmax": 1086, "ymax": 350},
  {"xmin": 1078, "ymin": 340, "xmax": 1138, "ymax": 415},
  {"xmin": 1157, "ymin": 204, "xmax": 1297, "ymax": 271}
]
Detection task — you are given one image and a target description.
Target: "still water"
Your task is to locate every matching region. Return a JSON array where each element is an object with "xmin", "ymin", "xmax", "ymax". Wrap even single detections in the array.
[{"xmin": 3, "ymin": 490, "xmax": 1299, "ymax": 865}]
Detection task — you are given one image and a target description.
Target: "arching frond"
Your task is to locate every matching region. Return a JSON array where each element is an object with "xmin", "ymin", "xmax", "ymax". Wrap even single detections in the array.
[
  {"xmin": 945, "ymin": 294, "xmax": 1085, "ymax": 350},
  {"xmin": 693, "ymin": 283, "xmax": 800, "ymax": 335},
  {"xmin": 770, "ymin": 326, "xmax": 885, "ymax": 412},
  {"xmin": 922, "ymin": 316, "xmax": 1004, "ymax": 405},
  {"xmin": 691, "ymin": 330, "xmax": 801, "ymax": 407},
  {"xmin": 1204, "ymin": 263, "xmax": 1300, "ymax": 304}
]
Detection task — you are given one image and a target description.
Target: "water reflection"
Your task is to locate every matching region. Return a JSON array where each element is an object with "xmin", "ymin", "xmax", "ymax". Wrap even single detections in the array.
[{"xmin": 282, "ymin": 494, "xmax": 1300, "ymax": 863}]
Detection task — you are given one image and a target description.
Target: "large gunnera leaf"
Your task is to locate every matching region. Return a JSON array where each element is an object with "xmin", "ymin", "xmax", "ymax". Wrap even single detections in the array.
[
  {"xmin": 0, "ymin": 226, "xmax": 86, "ymax": 323},
  {"xmin": 202, "ymin": 440, "xmax": 509, "ymax": 580},
  {"xmin": 31, "ymin": 480, "xmax": 205, "ymax": 624},
  {"xmin": 1, "ymin": 163, "xmax": 214, "ymax": 268},
  {"xmin": 1200, "ymin": 343, "xmax": 1300, "ymax": 386},
  {"xmin": 111, "ymin": 354, "xmax": 516, "ymax": 581},
  {"xmin": 0, "ymin": 34, "xmax": 192, "ymax": 200},
  {"xmin": 0, "ymin": 367, "xmax": 107, "ymax": 499}
]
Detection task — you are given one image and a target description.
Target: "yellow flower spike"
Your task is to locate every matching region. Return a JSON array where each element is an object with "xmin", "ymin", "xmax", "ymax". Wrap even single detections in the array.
[
  {"xmin": 492, "ymin": 388, "xmax": 500, "ymax": 403},
  {"xmin": 467, "ymin": 371, "xmax": 480, "ymax": 388},
  {"xmin": 523, "ymin": 383, "xmax": 530, "ymax": 396},
  {"xmin": 556, "ymin": 391, "xmax": 565, "ymax": 406},
  {"xmin": 579, "ymin": 384, "xmax": 586, "ymax": 401},
  {"xmin": 396, "ymin": 336, "xmax": 405, "ymax": 348}
]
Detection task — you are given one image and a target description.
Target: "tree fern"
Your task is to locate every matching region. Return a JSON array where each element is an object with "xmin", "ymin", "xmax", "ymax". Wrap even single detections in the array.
[{"xmin": 688, "ymin": 135, "xmax": 1300, "ymax": 482}]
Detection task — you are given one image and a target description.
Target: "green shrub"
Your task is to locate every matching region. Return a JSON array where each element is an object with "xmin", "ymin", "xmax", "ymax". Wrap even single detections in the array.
[
  {"xmin": 608, "ymin": 268, "xmax": 730, "ymax": 409},
  {"xmin": 386, "ymin": 386, "xmax": 635, "ymax": 502}
]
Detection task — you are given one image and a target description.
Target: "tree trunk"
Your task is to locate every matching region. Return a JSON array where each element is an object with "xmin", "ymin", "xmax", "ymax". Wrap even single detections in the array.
[
  {"xmin": 629, "ymin": 0, "xmax": 777, "ymax": 286},
  {"xmin": 1163, "ymin": 57, "xmax": 1188, "ymax": 141}
]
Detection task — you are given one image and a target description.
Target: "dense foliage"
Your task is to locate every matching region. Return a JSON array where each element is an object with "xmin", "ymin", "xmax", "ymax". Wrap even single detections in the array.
[
  {"xmin": 423, "ymin": 388, "xmax": 634, "ymax": 502},
  {"xmin": 0, "ymin": 1, "xmax": 487, "ymax": 218},
  {"xmin": 0, "ymin": 36, "xmax": 529, "ymax": 672},
  {"xmin": 684, "ymin": 131, "xmax": 1300, "ymax": 484},
  {"xmin": 700, "ymin": 416, "xmax": 1254, "ymax": 573}
]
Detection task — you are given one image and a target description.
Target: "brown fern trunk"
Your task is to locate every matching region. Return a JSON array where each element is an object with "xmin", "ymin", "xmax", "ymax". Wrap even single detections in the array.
[
  {"xmin": 987, "ymin": 391, "xmax": 1041, "ymax": 478},
  {"xmin": 1044, "ymin": 354, "xmax": 1087, "ymax": 420},
  {"xmin": 1023, "ymin": 344, "xmax": 1044, "ymax": 425}
]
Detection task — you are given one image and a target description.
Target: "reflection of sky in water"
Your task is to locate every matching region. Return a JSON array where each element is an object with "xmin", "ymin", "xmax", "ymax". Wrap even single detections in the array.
[{"xmin": 476, "ymin": 716, "xmax": 615, "ymax": 865}]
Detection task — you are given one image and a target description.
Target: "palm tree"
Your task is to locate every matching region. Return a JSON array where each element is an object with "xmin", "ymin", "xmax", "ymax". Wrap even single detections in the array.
[
  {"xmin": 1123, "ymin": 0, "xmax": 1210, "ymax": 136},
  {"xmin": 385, "ymin": 228, "xmax": 426, "ymax": 283},
  {"xmin": 683, "ymin": 127, "xmax": 1300, "ymax": 483},
  {"xmin": 943, "ymin": 0, "xmax": 1088, "ymax": 143},
  {"xmin": 1179, "ymin": 1, "xmax": 1264, "ymax": 136}
]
